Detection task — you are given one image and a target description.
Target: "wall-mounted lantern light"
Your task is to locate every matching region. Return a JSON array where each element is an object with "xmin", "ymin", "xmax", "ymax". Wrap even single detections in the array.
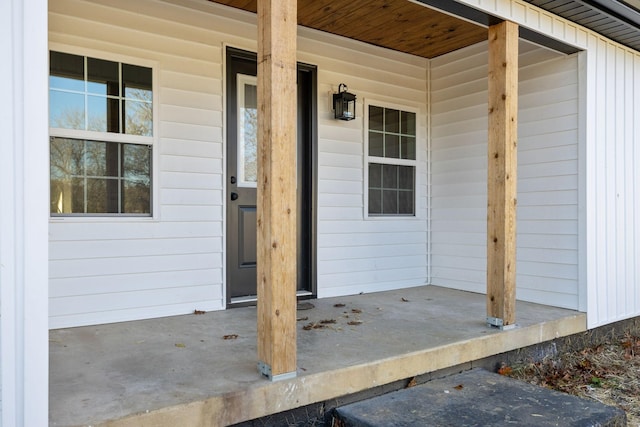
[{"xmin": 333, "ymin": 83, "xmax": 356, "ymax": 121}]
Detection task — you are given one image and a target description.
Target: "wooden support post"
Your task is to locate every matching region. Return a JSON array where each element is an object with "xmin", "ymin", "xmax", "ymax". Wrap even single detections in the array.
[
  {"xmin": 486, "ymin": 20, "xmax": 518, "ymax": 329},
  {"xmin": 256, "ymin": 0, "xmax": 298, "ymax": 380}
]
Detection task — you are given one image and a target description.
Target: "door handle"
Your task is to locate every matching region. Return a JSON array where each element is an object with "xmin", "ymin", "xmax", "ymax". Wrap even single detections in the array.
[{"xmin": 230, "ymin": 192, "xmax": 239, "ymax": 201}]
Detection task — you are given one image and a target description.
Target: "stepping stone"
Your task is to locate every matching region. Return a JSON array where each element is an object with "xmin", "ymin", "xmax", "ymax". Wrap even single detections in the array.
[{"xmin": 333, "ymin": 368, "xmax": 626, "ymax": 426}]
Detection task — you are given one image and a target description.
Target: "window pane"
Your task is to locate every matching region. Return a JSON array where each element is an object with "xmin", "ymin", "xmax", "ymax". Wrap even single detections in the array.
[
  {"xmin": 401, "ymin": 111, "xmax": 416, "ymax": 136},
  {"xmin": 50, "ymin": 51, "xmax": 84, "ymax": 92},
  {"xmin": 49, "ymin": 91, "xmax": 85, "ymax": 129},
  {"xmin": 401, "ymin": 136, "xmax": 416, "ymax": 160},
  {"xmin": 84, "ymin": 140, "xmax": 119, "ymax": 177},
  {"xmin": 369, "ymin": 105, "xmax": 384, "ymax": 131},
  {"xmin": 122, "ymin": 180, "xmax": 151, "ymax": 214},
  {"xmin": 369, "ymin": 163, "xmax": 382, "ymax": 188},
  {"xmin": 122, "ymin": 144, "xmax": 151, "ymax": 183},
  {"xmin": 71, "ymin": 177, "xmax": 86, "ymax": 213},
  {"xmin": 87, "ymin": 58, "xmax": 119, "ymax": 96},
  {"xmin": 384, "ymin": 134, "xmax": 400, "ymax": 158},
  {"xmin": 50, "ymin": 137, "xmax": 84, "ymax": 178},
  {"xmin": 369, "ymin": 189, "xmax": 382, "ymax": 214},
  {"xmin": 398, "ymin": 190, "xmax": 414, "ymax": 214},
  {"xmin": 122, "ymin": 64, "xmax": 152, "ymax": 99},
  {"xmin": 369, "ymin": 132, "xmax": 383, "ymax": 157},
  {"xmin": 87, "ymin": 95, "xmax": 119, "ymax": 133},
  {"xmin": 382, "ymin": 189, "xmax": 398, "ymax": 214},
  {"xmin": 86, "ymin": 178, "xmax": 119, "ymax": 213},
  {"xmin": 50, "ymin": 175, "xmax": 85, "ymax": 214},
  {"xmin": 398, "ymin": 165, "xmax": 414, "ymax": 190},
  {"xmin": 385, "ymin": 108, "xmax": 399, "ymax": 133},
  {"xmin": 382, "ymin": 164, "xmax": 398, "ymax": 189},
  {"xmin": 124, "ymin": 100, "xmax": 153, "ymax": 136}
]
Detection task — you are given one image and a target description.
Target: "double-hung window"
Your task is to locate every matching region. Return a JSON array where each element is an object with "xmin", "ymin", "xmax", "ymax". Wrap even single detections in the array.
[
  {"xmin": 49, "ymin": 51, "xmax": 153, "ymax": 216},
  {"xmin": 366, "ymin": 103, "xmax": 417, "ymax": 216}
]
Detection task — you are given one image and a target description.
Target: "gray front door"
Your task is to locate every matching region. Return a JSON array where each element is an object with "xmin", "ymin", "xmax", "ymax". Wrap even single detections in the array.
[{"xmin": 226, "ymin": 48, "xmax": 315, "ymax": 304}]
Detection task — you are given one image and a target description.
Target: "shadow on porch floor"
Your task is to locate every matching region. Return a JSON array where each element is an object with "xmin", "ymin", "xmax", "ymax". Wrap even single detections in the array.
[{"xmin": 49, "ymin": 285, "xmax": 586, "ymax": 426}]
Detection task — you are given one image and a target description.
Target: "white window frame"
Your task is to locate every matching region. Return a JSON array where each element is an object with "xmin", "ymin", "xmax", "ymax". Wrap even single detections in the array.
[
  {"xmin": 364, "ymin": 98, "xmax": 420, "ymax": 219},
  {"xmin": 48, "ymin": 44, "xmax": 159, "ymax": 220}
]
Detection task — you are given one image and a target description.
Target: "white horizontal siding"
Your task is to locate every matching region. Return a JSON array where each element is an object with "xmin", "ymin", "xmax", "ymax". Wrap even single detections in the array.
[
  {"xmin": 294, "ymin": 16, "xmax": 430, "ymax": 298},
  {"xmin": 456, "ymin": 0, "xmax": 640, "ymax": 333},
  {"xmin": 430, "ymin": 40, "xmax": 580, "ymax": 310},
  {"xmin": 48, "ymin": 0, "xmax": 429, "ymax": 327},
  {"xmin": 47, "ymin": 0, "xmax": 245, "ymax": 328}
]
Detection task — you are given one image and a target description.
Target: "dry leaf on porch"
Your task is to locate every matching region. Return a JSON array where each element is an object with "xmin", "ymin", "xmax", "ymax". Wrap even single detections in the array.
[
  {"xmin": 223, "ymin": 334, "xmax": 239, "ymax": 340},
  {"xmin": 347, "ymin": 320, "xmax": 363, "ymax": 326},
  {"xmin": 406, "ymin": 377, "xmax": 417, "ymax": 388},
  {"xmin": 351, "ymin": 308, "xmax": 362, "ymax": 314},
  {"xmin": 303, "ymin": 322, "xmax": 326, "ymax": 330},
  {"xmin": 297, "ymin": 316, "xmax": 309, "ymax": 322},
  {"xmin": 454, "ymin": 384, "xmax": 464, "ymax": 390},
  {"xmin": 193, "ymin": 310, "xmax": 205, "ymax": 315},
  {"xmin": 320, "ymin": 319, "xmax": 337, "ymax": 324},
  {"xmin": 175, "ymin": 343, "xmax": 185, "ymax": 348},
  {"xmin": 333, "ymin": 303, "xmax": 346, "ymax": 307},
  {"xmin": 401, "ymin": 297, "xmax": 410, "ymax": 302}
]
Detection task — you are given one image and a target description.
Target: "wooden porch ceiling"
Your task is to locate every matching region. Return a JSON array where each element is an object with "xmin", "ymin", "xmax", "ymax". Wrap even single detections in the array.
[{"xmin": 209, "ymin": 0, "xmax": 488, "ymax": 58}]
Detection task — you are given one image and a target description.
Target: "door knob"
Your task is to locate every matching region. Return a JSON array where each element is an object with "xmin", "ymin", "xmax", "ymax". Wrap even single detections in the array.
[{"xmin": 230, "ymin": 192, "xmax": 239, "ymax": 201}]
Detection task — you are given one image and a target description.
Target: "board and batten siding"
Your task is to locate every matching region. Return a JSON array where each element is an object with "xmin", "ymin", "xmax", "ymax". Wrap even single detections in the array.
[
  {"xmin": 454, "ymin": 0, "xmax": 640, "ymax": 330},
  {"xmin": 48, "ymin": 0, "xmax": 429, "ymax": 328},
  {"xmin": 430, "ymin": 40, "xmax": 581, "ymax": 310},
  {"xmin": 584, "ymin": 37, "xmax": 640, "ymax": 327}
]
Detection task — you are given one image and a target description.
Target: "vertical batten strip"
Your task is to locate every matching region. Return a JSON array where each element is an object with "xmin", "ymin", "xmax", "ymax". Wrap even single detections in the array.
[
  {"xmin": 256, "ymin": 0, "xmax": 298, "ymax": 380},
  {"xmin": 487, "ymin": 20, "xmax": 519, "ymax": 329}
]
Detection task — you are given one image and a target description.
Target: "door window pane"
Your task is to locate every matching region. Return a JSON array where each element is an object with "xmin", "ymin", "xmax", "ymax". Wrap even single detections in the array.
[{"xmin": 238, "ymin": 76, "xmax": 258, "ymax": 187}]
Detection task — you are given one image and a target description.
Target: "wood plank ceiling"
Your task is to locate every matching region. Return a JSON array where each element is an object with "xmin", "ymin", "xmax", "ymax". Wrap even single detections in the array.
[{"xmin": 209, "ymin": 0, "xmax": 488, "ymax": 58}]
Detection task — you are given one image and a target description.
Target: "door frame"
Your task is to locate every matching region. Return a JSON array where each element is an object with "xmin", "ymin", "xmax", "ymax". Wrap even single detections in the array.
[{"xmin": 224, "ymin": 46, "xmax": 317, "ymax": 306}]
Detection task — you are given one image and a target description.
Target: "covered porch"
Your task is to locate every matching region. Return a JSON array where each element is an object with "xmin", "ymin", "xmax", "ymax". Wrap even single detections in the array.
[
  {"xmin": 46, "ymin": 0, "xmax": 585, "ymax": 425},
  {"xmin": 50, "ymin": 286, "xmax": 585, "ymax": 426}
]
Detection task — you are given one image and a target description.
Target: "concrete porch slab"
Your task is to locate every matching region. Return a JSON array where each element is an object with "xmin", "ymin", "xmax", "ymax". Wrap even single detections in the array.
[{"xmin": 49, "ymin": 286, "xmax": 586, "ymax": 426}]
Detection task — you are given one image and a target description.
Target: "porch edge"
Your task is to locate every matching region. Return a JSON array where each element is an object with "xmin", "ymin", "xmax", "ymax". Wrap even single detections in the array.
[{"xmin": 96, "ymin": 313, "xmax": 586, "ymax": 427}]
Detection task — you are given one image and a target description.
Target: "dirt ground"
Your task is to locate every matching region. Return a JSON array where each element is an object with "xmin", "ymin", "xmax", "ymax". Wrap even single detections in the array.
[{"xmin": 505, "ymin": 331, "xmax": 640, "ymax": 427}]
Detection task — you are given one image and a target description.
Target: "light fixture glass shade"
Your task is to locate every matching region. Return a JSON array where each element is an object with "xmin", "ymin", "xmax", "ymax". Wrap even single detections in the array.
[{"xmin": 333, "ymin": 84, "xmax": 356, "ymax": 121}]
